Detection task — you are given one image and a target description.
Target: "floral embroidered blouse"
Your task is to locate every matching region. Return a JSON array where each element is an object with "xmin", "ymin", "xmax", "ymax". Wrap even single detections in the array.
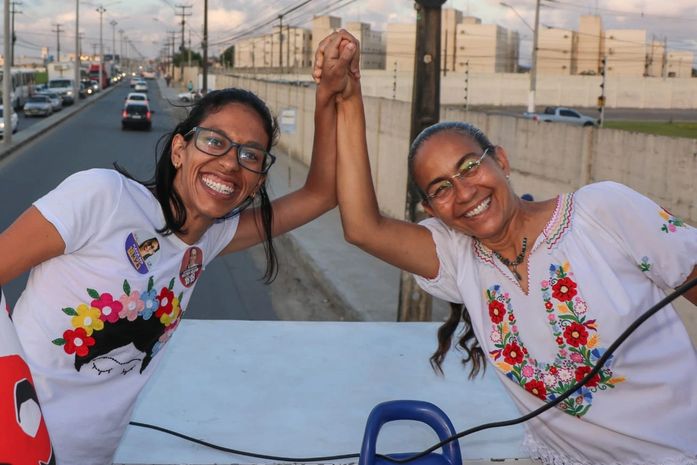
[{"xmin": 415, "ymin": 181, "xmax": 697, "ymax": 465}]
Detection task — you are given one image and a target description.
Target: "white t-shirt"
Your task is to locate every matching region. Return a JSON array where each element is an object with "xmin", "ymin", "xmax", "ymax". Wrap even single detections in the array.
[
  {"xmin": 12, "ymin": 169, "xmax": 238, "ymax": 465},
  {"xmin": 415, "ymin": 181, "xmax": 697, "ymax": 465}
]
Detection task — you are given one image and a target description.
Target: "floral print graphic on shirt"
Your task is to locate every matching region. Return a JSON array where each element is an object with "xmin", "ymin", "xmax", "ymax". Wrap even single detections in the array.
[
  {"xmin": 52, "ymin": 275, "xmax": 184, "ymax": 375},
  {"xmin": 659, "ymin": 208, "xmax": 686, "ymax": 234},
  {"xmin": 638, "ymin": 256, "xmax": 652, "ymax": 273},
  {"xmin": 487, "ymin": 262, "xmax": 626, "ymax": 417}
]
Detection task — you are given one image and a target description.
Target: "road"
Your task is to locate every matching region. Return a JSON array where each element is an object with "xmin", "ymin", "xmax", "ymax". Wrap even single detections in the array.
[
  {"xmin": 0, "ymin": 80, "xmax": 338, "ymax": 321},
  {"xmin": 457, "ymin": 105, "xmax": 697, "ymax": 122}
]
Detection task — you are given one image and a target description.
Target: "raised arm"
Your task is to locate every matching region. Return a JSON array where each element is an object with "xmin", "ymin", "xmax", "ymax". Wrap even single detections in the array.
[
  {"xmin": 222, "ymin": 35, "xmax": 357, "ymax": 253},
  {"xmin": 0, "ymin": 206, "xmax": 65, "ymax": 285},
  {"xmin": 332, "ymin": 42, "xmax": 440, "ymax": 279}
]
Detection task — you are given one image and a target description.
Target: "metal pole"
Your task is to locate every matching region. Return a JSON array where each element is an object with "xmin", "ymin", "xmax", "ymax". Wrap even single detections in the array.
[
  {"xmin": 74, "ymin": 0, "xmax": 80, "ymax": 101},
  {"xmin": 97, "ymin": 5, "xmax": 106, "ymax": 89},
  {"xmin": 202, "ymin": 0, "xmax": 208, "ymax": 93},
  {"xmin": 4, "ymin": 0, "xmax": 12, "ymax": 145},
  {"xmin": 398, "ymin": 0, "xmax": 446, "ymax": 322},
  {"xmin": 110, "ymin": 20, "xmax": 117, "ymax": 64},
  {"xmin": 278, "ymin": 15, "xmax": 283, "ymax": 72},
  {"xmin": 528, "ymin": 0, "xmax": 540, "ymax": 113}
]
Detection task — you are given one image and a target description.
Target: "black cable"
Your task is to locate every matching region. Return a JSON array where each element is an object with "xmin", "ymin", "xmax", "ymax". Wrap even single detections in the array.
[
  {"xmin": 129, "ymin": 420, "xmax": 361, "ymax": 462},
  {"xmin": 130, "ymin": 276, "xmax": 697, "ymax": 462}
]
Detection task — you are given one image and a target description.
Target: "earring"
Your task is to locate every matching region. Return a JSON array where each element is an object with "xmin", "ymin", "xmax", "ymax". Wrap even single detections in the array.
[{"xmin": 505, "ymin": 174, "xmax": 510, "ymax": 180}]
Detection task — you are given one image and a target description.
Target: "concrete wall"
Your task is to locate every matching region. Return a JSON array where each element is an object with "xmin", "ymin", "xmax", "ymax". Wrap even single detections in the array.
[{"xmin": 215, "ymin": 75, "xmax": 697, "ymax": 338}]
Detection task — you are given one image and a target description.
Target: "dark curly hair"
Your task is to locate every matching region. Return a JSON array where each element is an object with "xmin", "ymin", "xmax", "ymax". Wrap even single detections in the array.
[{"xmin": 431, "ymin": 302, "xmax": 486, "ymax": 379}]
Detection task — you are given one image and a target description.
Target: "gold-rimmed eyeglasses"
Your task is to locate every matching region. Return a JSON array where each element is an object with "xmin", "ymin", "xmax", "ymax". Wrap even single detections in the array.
[{"xmin": 425, "ymin": 147, "xmax": 493, "ymax": 203}]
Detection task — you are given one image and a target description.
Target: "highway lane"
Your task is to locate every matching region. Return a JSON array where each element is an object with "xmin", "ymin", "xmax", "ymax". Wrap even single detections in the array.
[{"xmin": 0, "ymin": 80, "xmax": 276, "ymax": 320}]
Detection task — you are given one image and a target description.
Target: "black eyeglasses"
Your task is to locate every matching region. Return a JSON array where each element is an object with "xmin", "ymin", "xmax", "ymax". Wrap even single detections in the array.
[{"xmin": 184, "ymin": 126, "xmax": 276, "ymax": 174}]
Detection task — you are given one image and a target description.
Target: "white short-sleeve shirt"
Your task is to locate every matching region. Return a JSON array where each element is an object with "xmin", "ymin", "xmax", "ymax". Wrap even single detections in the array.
[
  {"xmin": 11, "ymin": 169, "xmax": 238, "ymax": 465},
  {"xmin": 415, "ymin": 181, "xmax": 697, "ymax": 465}
]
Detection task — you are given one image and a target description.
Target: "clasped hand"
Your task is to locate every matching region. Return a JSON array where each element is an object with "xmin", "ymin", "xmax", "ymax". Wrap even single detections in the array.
[{"xmin": 312, "ymin": 30, "xmax": 361, "ymax": 100}]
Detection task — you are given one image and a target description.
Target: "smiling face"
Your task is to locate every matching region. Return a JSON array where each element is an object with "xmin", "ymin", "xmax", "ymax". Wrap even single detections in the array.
[
  {"xmin": 171, "ymin": 102, "xmax": 270, "ymax": 234},
  {"xmin": 413, "ymin": 130, "xmax": 518, "ymax": 243}
]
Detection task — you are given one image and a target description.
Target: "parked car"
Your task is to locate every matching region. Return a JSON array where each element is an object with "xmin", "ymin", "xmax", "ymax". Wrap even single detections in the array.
[
  {"xmin": 23, "ymin": 95, "xmax": 54, "ymax": 117},
  {"xmin": 178, "ymin": 90, "xmax": 202, "ymax": 103},
  {"xmin": 0, "ymin": 106, "xmax": 19, "ymax": 136},
  {"xmin": 523, "ymin": 106, "xmax": 598, "ymax": 127},
  {"xmin": 122, "ymin": 102, "xmax": 152, "ymax": 130},
  {"xmin": 37, "ymin": 90, "xmax": 63, "ymax": 111},
  {"xmin": 124, "ymin": 92, "xmax": 149, "ymax": 106}
]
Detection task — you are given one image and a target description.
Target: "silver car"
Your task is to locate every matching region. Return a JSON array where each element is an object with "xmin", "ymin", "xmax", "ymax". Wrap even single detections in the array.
[
  {"xmin": 23, "ymin": 95, "xmax": 54, "ymax": 117},
  {"xmin": 37, "ymin": 91, "xmax": 63, "ymax": 111},
  {"xmin": 0, "ymin": 106, "xmax": 19, "ymax": 136}
]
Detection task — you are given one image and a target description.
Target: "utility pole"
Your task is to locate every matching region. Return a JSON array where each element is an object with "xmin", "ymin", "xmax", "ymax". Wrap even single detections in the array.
[
  {"xmin": 4, "ymin": 0, "xmax": 13, "ymax": 145},
  {"xmin": 278, "ymin": 14, "xmax": 284, "ymax": 73},
  {"xmin": 119, "ymin": 28, "xmax": 124, "ymax": 64},
  {"xmin": 110, "ymin": 20, "xmax": 117, "ymax": 63},
  {"xmin": 202, "ymin": 0, "xmax": 208, "ymax": 93},
  {"xmin": 168, "ymin": 31, "xmax": 177, "ymax": 79},
  {"xmin": 96, "ymin": 5, "xmax": 106, "ymax": 89},
  {"xmin": 74, "ymin": 0, "xmax": 80, "ymax": 102},
  {"xmin": 528, "ymin": 0, "xmax": 541, "ymax": 113},
  {"xmin": 398, "ymin": 0, "xmax": 446, "ymax": 322},
  {"xmin": 175, "ymin": 4, "xmax": 192, "ymax": 80},
  {"xmin": 10, "ymin": 1, "xmax": 21, "ymax": 66},
  {"xmin": 598, "ymin": 55, "xmax": 607, "ymax": 127},
  {"xmin": 52, "ymin": 23, "xmax": 64, "ymax": 62},
  {"xmin": 661, "ymin": 36, "xmax": 667, "ymax": 79}
]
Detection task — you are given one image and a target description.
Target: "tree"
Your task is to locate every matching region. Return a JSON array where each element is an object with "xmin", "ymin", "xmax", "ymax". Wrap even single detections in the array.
[
  {"xmin": 173, "ymin": 48, "xmax": 202, "ymax": 67},
  {"xmin": 221, "ymin": 45, "xmax": 235, "ymax": 68}
]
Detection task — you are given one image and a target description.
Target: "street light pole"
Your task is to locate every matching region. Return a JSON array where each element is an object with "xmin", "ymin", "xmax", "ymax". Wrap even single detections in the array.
[
  {"xmin": 500, "ymin": 0, "xmax": 540, "ymax": 113},
  {"xmin": 529, "ymin": 0, "xmax": 541, "ymax": 113},
  {"xmin": 74, "ymin": 0, "xmax": 80, "ymax": 102},
  {"xmin": 97, "ymin": 4, "xmax": 106, "ymax": 89},
  {"xmin": 110, "ymin": 19, "xmax": 117, "ymax": 63}
]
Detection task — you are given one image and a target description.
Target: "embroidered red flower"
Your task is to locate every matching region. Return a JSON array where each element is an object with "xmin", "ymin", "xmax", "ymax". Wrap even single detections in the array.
[
  {"xmin": 549, "ymin": 366, "xmax": 558, "ymax": 375},
  {"xmin": 62, "ymin": 328, "xmax": 95, "ymax": 357},
  {"xmin": 155, "ymin": 287, "xmax": 175, "ymax": 318},
  {"xmin": 544, "ymin": 301, "xmax": 553, "ymax": 310},
  {"xmin": 525, "ymin": 379, "xmax": 547, "ymax": 400},
  {"xmin": 556, "ymin": 336, "xmax": 564, "ymax": 345},
  {"xmin": 575, "ymin": 366, "xmax": 601, "ymax": 388},
  {"xmin": 503, "ymin": 342, "xmax": 524, "ymax": 365},
  {"xmin": 489, "ymin": 300, "xmax": 506, "ymax": 324},
  {"xmin": 91, "ymin": 292, "xmax": 123, "ymax": 324},
  {"xmin": 564, "ymin": 323, "xmax": 588, "ymax": 347},
  {"xmin": 552, "ymin": 277, "xmax": 577, "ymax": 301}
]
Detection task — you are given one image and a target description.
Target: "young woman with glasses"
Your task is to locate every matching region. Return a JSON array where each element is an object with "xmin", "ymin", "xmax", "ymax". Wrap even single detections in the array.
[
  {"xmin": 0, "ymin": 34, "xmax": 359, "ymax": 465},
  {"xmin": 316, "ymin": 31, "xmax": 697, "ymax": 465}
]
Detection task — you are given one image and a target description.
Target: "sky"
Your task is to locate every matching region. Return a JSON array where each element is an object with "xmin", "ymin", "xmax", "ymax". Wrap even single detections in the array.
[{"xmin": 6, "ymin": 0, "xmax": 697, "ymax": 67}]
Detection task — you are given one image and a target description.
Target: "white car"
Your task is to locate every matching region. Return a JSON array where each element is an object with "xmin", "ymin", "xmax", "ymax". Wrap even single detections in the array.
[
  {"xmin": 178, "ymin": 90, "xmax": 202, "ymax": 103},
  {"xmin": 133, "ymin": 80, "xmax": 148, "ymax": 92},
  {"xmin": 23, "ymin": 95, "xmax": 54, "ymax": 117},
  {"xmin": 0, "ymin": 106, "xmax": 19, "ymax": 136},
  {"xmin": 124, "ymin": 92, "xmax": 149, "ymax": 106}
]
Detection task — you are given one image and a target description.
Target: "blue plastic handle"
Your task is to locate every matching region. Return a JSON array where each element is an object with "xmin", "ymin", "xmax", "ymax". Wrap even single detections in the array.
[{"xmin": 358, "ymin": 400, "xmax": 463, "ymax": 465}]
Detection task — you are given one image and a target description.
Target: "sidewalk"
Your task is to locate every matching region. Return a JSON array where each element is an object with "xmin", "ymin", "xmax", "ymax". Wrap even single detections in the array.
[{"xmin": 156, "ymin": 78, "xmax": 448, "ymax": 322}]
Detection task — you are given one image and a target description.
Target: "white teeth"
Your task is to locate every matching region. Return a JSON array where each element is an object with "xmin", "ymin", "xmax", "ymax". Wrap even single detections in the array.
[
  {"xmin": 465, "ymin": 197, "xmax": 491, "ymax": 218},
  {"xmin": 202, "ymin": 176, "xmax": 234, "ymax": 195}
]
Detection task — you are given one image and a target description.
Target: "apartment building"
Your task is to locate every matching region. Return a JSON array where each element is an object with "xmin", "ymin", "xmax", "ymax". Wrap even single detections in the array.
[
  {"xmin": 385, "ymin": 23, "xmax": 416, "ymax": 72},
  {"xmin": 667, "ymin": 50, "xmax": 694, "ymax": 78},
  {"xmin": 577, "ymin": 15, "xmax": 603, "ymax": 74},
  {"xmin": 454, "ymin": 18, "xmax": 518, "ymax": 73},
  {"xmin": 537, "ymin": 27, "xmax": 578, "ymax": 75},
  {"xmin": 345, "ymin": 21, "xmax": 385, "ymax": 70},
  {"xmin": 604, "ymin": 29, "xmax": 647, "ymax": 77},
  {"xmin": 271, "ymin": 25, "xmax": 312, "ymax": 70},
  {"xmin": 441, "ymin": 8, "xmax": 463, "ymax": 73}
]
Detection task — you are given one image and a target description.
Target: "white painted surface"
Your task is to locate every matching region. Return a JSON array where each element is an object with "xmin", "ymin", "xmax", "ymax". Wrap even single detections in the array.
[{"xmin": 114, "ymin": 321, "xmax": 531, "ymax": 464}]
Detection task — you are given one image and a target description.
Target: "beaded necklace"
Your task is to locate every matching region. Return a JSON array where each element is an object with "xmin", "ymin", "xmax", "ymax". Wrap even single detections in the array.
[{"xmin": 494, "ymin": 237, "xmax": 528, "ymax": 281}]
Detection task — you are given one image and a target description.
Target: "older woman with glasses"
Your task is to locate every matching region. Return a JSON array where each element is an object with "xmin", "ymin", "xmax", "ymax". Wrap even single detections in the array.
[
  {"xmin": 316, "ymin": 31, "xmax": 697, "ymax": 465},
  {"xmin": 0, "ymin": 33, "xmax": 359, "ymax": 465}
]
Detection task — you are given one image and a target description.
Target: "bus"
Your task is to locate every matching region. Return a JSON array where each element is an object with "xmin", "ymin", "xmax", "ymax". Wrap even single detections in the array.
[{"xmin": 0, "ymin": 68, "xmax": 38, "ymax": 110}]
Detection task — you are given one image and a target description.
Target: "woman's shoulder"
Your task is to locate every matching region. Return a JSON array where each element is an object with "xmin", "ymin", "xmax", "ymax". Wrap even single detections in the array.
[{"xmin": 575, "ymin": 180, "xmax": 638, "ymax": 201}]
